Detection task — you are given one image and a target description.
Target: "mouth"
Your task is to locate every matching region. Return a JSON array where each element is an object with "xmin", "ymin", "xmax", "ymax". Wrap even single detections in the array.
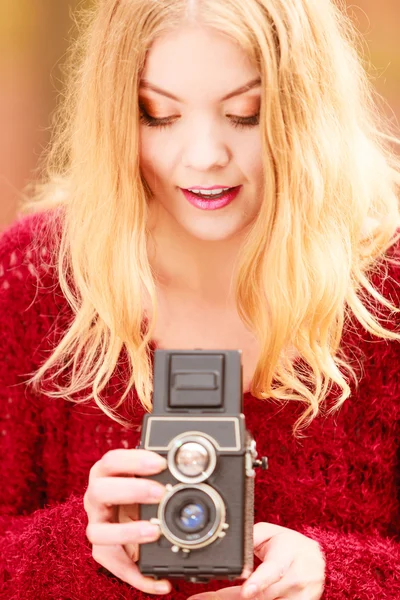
[
  {"xmin": 183, "ymin": 187, "xmax": 235, "ymax": 200},
  {"xmin": 180, "ymin": 186, "xmax": 242, "ymax": 210}
]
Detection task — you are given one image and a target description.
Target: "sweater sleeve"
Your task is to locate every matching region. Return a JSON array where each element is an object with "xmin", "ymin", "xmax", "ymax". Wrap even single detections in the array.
[
  {"xmin": 297, "ymin": 525, "xmax": 400, "ymax": 599},
  {"xmin": 0, "ymin": 215, "xmax": 179, "ymax": 600},
  {"xmin": 296, "ymin": 236, "xmax": 400, "ymax": 600}
]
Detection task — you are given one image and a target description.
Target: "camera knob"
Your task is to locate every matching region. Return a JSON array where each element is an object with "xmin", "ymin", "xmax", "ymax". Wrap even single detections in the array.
[{"xmin": 252, "ymin": 456, "xmax": 268, "ymax": 470}]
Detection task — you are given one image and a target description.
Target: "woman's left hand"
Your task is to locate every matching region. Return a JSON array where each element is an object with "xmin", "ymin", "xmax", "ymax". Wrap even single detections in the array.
[{"xmin": 186, "ymin": 522, "xmax": 326, "ymax": 600}]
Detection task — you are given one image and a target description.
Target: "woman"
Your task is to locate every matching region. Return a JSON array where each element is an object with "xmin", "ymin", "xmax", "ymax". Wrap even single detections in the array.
[{"xmin": 0, "ymin": 0, "xmax": 399, "ymax": 598}]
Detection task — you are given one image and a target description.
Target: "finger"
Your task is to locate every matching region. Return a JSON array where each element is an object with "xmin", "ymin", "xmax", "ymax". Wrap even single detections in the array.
[
  {"xmin": 252, "ymin": 524, "xmax": 294, "ymax": 571},
  {"xmin": 93, "ymin": 544, "xmax": 172, "ymax": 595},
  {"xmin": 241, "ymin": 559, "xmax": 288, "ymax": 599},
  {"xmin": 187, "ymin": 589, "xmax": 242, "ymax": 600},
  {"xmin": 86, "ymin": 519, "xmax": 161, "ymax": 546},
  {"xmin": 88, "ymin": 475, "xmax": 166, "ymax": 507},
  {"xmin": 92, "ymin": 449, "xmax": 168, "ymax": 480},
  {"xmin": 253, "ymin": 523, "xmax": 287, "ymax": 557}
]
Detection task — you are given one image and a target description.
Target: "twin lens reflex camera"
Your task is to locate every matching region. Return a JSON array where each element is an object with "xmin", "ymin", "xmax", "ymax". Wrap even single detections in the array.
[{"xmin": 116, "ymin": 349, "xmax": 268, "ymax": 583}]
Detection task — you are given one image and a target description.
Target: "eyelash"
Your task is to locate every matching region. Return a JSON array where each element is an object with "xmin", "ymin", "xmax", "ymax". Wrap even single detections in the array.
[{"xmin": 138, "ymin": 107, "xmax": 260, "ymax": 130}]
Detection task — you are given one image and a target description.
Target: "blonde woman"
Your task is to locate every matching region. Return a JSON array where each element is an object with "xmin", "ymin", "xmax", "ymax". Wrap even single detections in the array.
[{"xmin": 1, "ymin": 0, "xmax": 400, "ymax": 599}]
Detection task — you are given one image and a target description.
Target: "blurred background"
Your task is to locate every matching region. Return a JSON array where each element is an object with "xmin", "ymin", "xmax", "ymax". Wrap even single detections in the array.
[{"xmin": 1, "ymin": 1, "xmax": 399, "ymax": 228}]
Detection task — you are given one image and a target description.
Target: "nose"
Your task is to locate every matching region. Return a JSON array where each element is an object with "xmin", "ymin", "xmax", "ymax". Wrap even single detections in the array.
[{"xmin": 181, "ymin": 120, "xmax": 230, "ymax": 171}]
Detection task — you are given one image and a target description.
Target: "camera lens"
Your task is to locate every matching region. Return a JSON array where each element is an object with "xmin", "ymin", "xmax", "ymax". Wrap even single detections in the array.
[
  {"xmin": 178, "ymin": 501, "xmax": 208, "ymax": 533},
  {"xmin": 175, "ymin": 442, "xmax": 209, "ymax": 477},
  {"xmin": 158, "ymin": 483, "xmax": 226, "ymax": 550},
  {"xmin": 168, "ymin": 434, "xmax": 217, "ymax": 484}
]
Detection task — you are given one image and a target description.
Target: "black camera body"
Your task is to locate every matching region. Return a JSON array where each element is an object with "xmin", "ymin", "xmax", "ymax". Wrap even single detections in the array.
[{"xmin": 119, "ymin": 349, "xmax": 268, "ymax": 583}]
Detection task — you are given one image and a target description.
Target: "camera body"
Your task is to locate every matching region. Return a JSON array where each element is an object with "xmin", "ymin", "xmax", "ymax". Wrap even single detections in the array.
[{"xmin": 117, "ymin": 349, "xmax": 267, "ymax": 583}]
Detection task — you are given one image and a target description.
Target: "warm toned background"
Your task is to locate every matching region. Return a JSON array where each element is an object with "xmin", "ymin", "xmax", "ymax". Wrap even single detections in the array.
[{"xmin": 1, "ymin": 1, "xmax": 399, "ymax": 229}]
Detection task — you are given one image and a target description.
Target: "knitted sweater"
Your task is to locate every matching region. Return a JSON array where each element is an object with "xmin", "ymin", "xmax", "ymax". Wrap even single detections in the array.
[{"xmin": 0, "ymin": 210, "xmax": 399, "ymax": 600}]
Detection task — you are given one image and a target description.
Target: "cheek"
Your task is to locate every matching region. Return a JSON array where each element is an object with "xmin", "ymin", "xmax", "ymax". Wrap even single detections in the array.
[
  {"xmin": 139, "ymin": 138, "xmax": 162, "ymax": 187},
  {"xmin": 139, "ymin": 133, "xmax": 174, "ymax": 185},
  {"xmin": 139, "ymin": 133, "xmax": 155, "ymax": 172},
  {"xmin": 238, "ymin": 135, "xmax": 263, "ymax": 176}
]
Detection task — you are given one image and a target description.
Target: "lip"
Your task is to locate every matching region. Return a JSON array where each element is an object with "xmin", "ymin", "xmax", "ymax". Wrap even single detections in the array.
[{"xmin": 181, "ymin": 185, "xmax": 242, "ymax": 210}]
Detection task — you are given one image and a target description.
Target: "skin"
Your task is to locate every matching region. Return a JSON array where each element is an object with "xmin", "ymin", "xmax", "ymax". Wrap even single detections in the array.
[
  {"xmin": 139, "ymin": 24, "xmax": 264, "ymax": 303},
  {"xmin": 134, "ymin": 25, "xmax": 326, "ymax": 600}
]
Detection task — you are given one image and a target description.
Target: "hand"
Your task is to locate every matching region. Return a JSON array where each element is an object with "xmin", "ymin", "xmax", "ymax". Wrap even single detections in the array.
[
  {"xmin": 83, "ymin": 448, "xmax": 172, "ymax": 595},
  {"xmin": 187, "ymin": 522, "xmax": 326, "ymax": 600}
]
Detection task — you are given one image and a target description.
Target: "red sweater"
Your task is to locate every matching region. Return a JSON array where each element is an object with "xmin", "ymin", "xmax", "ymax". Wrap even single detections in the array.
[{"xmin": 0, "ymin": 210, "xmax": 399, "ymax": 600}]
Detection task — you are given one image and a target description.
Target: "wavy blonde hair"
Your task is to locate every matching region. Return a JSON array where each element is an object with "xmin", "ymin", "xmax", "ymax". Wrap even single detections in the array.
[{"xmin": 19, "ymin": 0, "xmax": 400, "ymax": 438}]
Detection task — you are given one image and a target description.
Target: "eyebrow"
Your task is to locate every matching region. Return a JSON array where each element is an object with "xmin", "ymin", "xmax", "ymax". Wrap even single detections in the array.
[{"xmin": 139, "ymin": 77, "xmax": 261, "ymax": 102}]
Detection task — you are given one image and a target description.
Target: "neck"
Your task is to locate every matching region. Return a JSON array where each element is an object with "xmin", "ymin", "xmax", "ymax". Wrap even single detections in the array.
[{"xmin": 146, "ymin": 213, "xmax": 248, "ymax": 306}]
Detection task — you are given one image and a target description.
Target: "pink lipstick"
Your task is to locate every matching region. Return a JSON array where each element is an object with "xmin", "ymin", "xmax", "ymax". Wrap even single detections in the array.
[{"xmin": 181, "ymin": 186, "xmax": 242, "ymax": 210}]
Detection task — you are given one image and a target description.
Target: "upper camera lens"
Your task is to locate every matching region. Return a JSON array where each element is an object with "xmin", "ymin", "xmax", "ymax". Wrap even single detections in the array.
[
  {"xmin": 175, "ymin": 442, "xmax": 209, "ymax": 477},
  {"xmin": 168, "ymin": 434, "xmax": 217, "ymax": 484}
]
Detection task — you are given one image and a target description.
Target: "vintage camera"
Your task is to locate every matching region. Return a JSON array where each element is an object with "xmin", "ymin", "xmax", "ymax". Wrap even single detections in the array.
[{"xmin": 117, "ymin": 349, "xmax": 268, "ymax": 583}]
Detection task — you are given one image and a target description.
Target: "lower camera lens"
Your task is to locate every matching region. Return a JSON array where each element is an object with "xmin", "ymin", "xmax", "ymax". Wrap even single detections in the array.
[
  {"xmin": 178, "ymin": 501, "xmax": 208, "ymax": 532},
  {"xmin": 158, "ymin": 483, "xmax": 226, "ymax": 550}
]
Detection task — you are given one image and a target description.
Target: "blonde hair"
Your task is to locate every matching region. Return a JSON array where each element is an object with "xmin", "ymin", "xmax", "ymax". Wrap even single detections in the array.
[{"xmin": 19, "ymin": 0, "xmax": 400, "ymax": 438}]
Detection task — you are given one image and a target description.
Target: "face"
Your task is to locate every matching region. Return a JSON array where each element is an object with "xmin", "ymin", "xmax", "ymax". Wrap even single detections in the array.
[{"xmin": 139, "ymin": 25, "xmax": 264, "ymax": 243}]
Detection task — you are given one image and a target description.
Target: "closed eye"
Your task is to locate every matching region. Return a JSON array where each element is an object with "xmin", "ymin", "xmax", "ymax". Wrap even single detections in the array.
[{"xmin": 138, "ymin": 107, "xmax": 260, "ymax": 130}]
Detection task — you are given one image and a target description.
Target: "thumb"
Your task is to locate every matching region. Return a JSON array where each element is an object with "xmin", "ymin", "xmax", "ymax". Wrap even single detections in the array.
[
  {"xmin": 186, "ymin": 586, "xmax": 242, "ymax": 600},
  {"xmin": 254, "ymin": 522, "xmax": 288, "ymax": 547},
  {"xmin": 253, "ymin": 522, "xmax": 289, "ymax": 560},
  {"xmin": 253, "ymin": 523, "xmax": 294, "ymax": 581}
]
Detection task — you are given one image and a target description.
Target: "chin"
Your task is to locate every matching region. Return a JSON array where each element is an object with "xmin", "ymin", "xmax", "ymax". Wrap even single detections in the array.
[{"xmin": 182, "ymin": 224, "xmax": 244, "ymax": 242}]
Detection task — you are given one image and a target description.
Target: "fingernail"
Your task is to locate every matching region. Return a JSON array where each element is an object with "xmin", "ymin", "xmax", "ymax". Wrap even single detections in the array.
[
  {"xmin": 139, "ymin": 523, "xmax": 160, "ymax": 538},
  {"xmin": 150, "ymin": 484, "xmax": 165, "ymax": 499},
  {"xmin": 154, "ymin": 582, "xmax": 170, "ymax": 594},
  {"xmin": 242, "ymin": 583, "xmax": 259, "ymax": 598},
  {"xmin": 148, "ymin": 456, "xmax": 168, "ymax": 470}
]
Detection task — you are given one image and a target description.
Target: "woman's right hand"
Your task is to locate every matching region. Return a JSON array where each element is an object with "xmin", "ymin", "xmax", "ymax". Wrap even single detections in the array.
[{"xmin": 83, "ymin": 448, "xmax": 172, "ymax": 596}]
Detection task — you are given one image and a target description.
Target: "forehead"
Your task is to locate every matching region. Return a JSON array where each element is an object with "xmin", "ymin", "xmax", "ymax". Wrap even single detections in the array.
[{"xmin": 140, "ymin": 26, "xmax": 259, "ymax": 102}]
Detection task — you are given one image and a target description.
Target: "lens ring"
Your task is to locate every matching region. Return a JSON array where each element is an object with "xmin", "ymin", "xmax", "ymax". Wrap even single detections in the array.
[
  {"xmin": 167, "ymin": 432, "xmax": 217, "ymax": 484},
  {"xmin": 157, "ymin": 483, "xmax": 226, "ymax": 550}
]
